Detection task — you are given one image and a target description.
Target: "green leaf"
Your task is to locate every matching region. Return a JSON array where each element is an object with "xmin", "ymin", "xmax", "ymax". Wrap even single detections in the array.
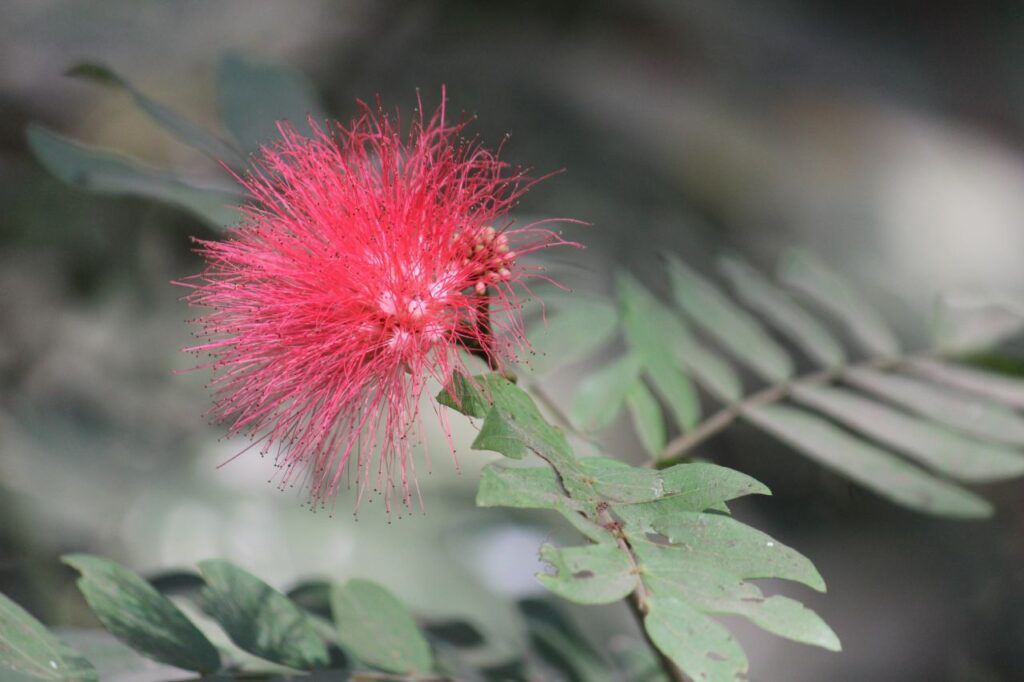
[
  {"xmin": 657, "ymin": 309, "xmax": 744, "ymax": 403},
  {"xmin": 779, "ymin": 249, "xmax": 900, "ymax": 357},
  {"xmin": 537, "ymin": 544, "xmax": 639, "ymax": 605},
  {"xmin": 616, "ymin": 510, "xmax": 825, "ymax": 591},
  {"xmin": 27, "ymin": 125, "xmax": 243, "ymax": 229},
  {"xmin": 196, "ymin": 560, "xmax": 328, "ymax": 670},
  {"xmin": 526, "ymin": 297, "xmax": 619, "ymax": 373},
  {"xmin": 618, "ymin": 274, "xmax": 700, "ymax": 429},
  {"xmin": 744, "ymin": 405, "xmax": 992, "ymax": 517},
  {"xmin": 61, "ymin": 555, "xmax": 220, "ymax": 673},
  {"xmin": 330, "ymin": 579, "xmax": 433, "ymax": 675},
  {"xmin": 217, "ymin": 54, "xmax": 326, "ymax": 154},
  {"xmin": 906, "ymin": 358, "xmax": 1024, "ymax": 409},
  {"xmin": 668, "ymin": 256, "xmax": 794, "ymax": 382},
  {"xmin": 844, "ymin": 368, "xmax": 1024, "ymax": 446},
  {"xmin": 440, "ymin": 374, "xmax": 575, "ymax": 467},
  {"xmin": 635, "ymin": 542, "xmax": 839, "ymax": 651},
  {"xmin": 66, "ymin": 62, "xmax": 244, "ymax": 166},
  {"xmin": 570, "ymin": 353, "xmax": 642, "ymax": 431},
  {"xmin": 0, "ymin": 593, "xmax": 97, "ymax": 681},
  {"xmin": 580, "ymin": 458, "xmax": 769, "ymax": 508},
  {"xmin": 643, "ymin": 594, "xmax": 748, "ymax": 682},
  {"xmin": 792, "ymin": 384, "xmax": 1024, "ymax": 482},
  {"xmin": 626, "ymin": 381, "xmax": 667, "ymax": 455},
  {"xmin": 719, "ymin": 255, "xmax": 846, "ymax": 367},
  {"xmin": 476, "ymin": 463, "xmax": 575, "ymax": 510}
]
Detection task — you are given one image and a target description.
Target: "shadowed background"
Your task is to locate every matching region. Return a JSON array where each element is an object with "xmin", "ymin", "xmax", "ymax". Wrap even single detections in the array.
[{"xmin": 3, "ymin": 1, "xmax": 1024, "ymax": 680}]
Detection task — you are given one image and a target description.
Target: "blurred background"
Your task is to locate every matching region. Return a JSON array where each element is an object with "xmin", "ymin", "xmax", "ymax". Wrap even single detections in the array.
[{"xmin": 3, "ymin": 1, "xmax": 1024, "ymax": 680}]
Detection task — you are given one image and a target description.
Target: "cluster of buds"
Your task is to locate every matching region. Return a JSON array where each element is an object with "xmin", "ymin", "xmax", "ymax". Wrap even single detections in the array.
[{"xmin": 463, "ymin": 226, "xmax": 516, "ymax": 295}]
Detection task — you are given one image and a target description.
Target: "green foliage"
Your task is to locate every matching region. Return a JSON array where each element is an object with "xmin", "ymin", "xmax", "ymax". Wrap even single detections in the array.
[
  {"xmin": 330, "ymin": 579, "xmax": 433, "ymax": 674},
  {"xmin": 441, "ymin": 374, "xmax": 837, "ymax": 682},
  {"xmin": 0, "ymin": 593, "xmax": 97, "ymax": 681},
  {"xmin": 196, "ymin": 559, "xmax": 328, "ymax": 670},
  {"xmin": 532, "ymin": 250, "xmax": 1024, "ymax": 518},
  {"xmin": 62, "ymin": 555, "xmax": 220, "ymax": 673}
]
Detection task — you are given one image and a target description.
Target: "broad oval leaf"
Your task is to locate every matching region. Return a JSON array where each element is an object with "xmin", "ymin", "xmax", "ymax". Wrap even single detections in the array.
[
  {"xmin": 744, "ymin": 405, "xmax": 992, "ymax": 517},
  {"xmin": 792, "ymin": 384, "xmax": 1024, "ymax": 482},
  {"xmin": 625, "ymin": 381, "xmax": 667, "ymax": 455},
  {"xmin": 61, "ymin": 555, "xmax": 220, "ymax": 673},
  {"xmin": 719, "ymin": 255, "xmax": 846, "ymax": 367},
  {"xmin": 779, "ymin": 249, "xmax": 900, "ymax": 357},
  {"xmin": 668, "ymin": 255, "xmax": 794, "ymax": 382},
  {"xmin": 0, "ymin": 593, "xmax": 97, "ymax": 681},
  {"xmin": 845, "ymin": 368, "xmax": 1024, "ymax": 446},
  {"xmin": 330, "ymin": 579, "xmax": 432, "ymax": 675},
  {"xmin": 217, "ymin": 54, "xmax": 326, "ymax": 154},
  {"xmin": 66, "ymin": 62, "xmax": 244, "ymax": 167},
  {"xmin": 27, "ymin": 125, "xmax": 243, "ymax": 229},
  {"xmin": 644, "ymin": 594, "xmax": 748, "ymax": 682},
  {"xmin": 197, "ymin": 560, "xmax": 328, "ymax": 670},
  {"xmin": 537, "ymin": 544, "xmax": 639, "ymax": 605},
  {"xmin": 570, "ymin": 353, "xmax": 642, "ymax": 431}
]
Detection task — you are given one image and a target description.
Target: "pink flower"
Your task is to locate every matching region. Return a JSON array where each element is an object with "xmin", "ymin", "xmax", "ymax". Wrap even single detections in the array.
[{"xmin": 182, "ymin": 92, "xmax": 573, "ymax": 512}]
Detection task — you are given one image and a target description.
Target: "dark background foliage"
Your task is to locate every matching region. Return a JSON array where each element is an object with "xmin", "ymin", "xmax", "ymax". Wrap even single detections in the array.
[{"xmin": 3, "ymin": 2, "xmax": 1024, "ymax": 680}]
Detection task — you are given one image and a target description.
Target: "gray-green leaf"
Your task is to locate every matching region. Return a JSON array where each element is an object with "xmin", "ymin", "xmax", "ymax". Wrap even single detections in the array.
[
  {"xmin": 61, "ymin": 555, "xmax": 219, "ymax": 673},
  {"xmin": 27, "ymin": 125, "xmax": 243, "ymax": 229},
  {"xmin": 668, "ymin": 256, "xmax": 793, "ymax": 382},
  {"xmin": 330, "ymin": 579, "xmax": 433, "ymax": 674},
  {"xmin": 66, "ymin": 62, "xmax": 244, "ymax": 166},
  {"xmin": 0, "ymin": 593, "xmax": 97, "ymax": 681},
  {"xmin": 537, "ymin": 544, "xmax": 639, "ymax": 605},
  {"xmin": 626, "ymin": 381, "xmax": 667, "ymax": 455},
  {"xmin": 744, "ymin": 405, "xmax": 992, "ymax": 517},
  {"xmin": 792, "ymin": 384, "xmax": 1024, "ymax": 482},
  {"xmin": 779, "ymin": 249, "xmax": 900, "ymax": 357},
  {"xmin": 643, "ymin": 594, "xmax": 748, "ymax": 682},
  {"xmin": 196, "ymin": 560, "xmax": 328, "ymax": 670},
  {"xmin": 719, "ymin": 255, "xmax": 846, "ymax": 367},
  {"xmin": 570, "ymin": 353, "xmax": 642, "ymax": 431},
  {"xmin": 906, "ymin": 358, "xmax": 1024, "ymax": 410},
  {"xmin": 845, "ymin": 368, "xmax": 1024, "ymax": 446},
  {"xmin": 526, "ymin": 297, "xmax": 619, "ymax": 374},
  {"xmin": 217, "ymin": 54, "xmax": 326, "ymax": 154}
]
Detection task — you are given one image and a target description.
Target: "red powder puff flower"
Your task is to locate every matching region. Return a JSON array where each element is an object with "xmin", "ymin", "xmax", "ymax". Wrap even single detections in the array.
[{"xmin": 183, "ymin": 91, "xmax": 574, "ymax": 512}]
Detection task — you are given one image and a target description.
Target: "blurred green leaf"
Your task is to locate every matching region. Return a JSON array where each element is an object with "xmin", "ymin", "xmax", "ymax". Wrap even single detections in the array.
[
  {"xmin": 792, "ymin": 384, "xmax": 1024, "ymax": 482},
  {"xmin": 656, "ymin": 308, "xmax": 743, "ymax": 403},
  {"xmin": 643, "ymin": 594, "xmax": 747, "ymax": 682},
  {"xmin": 217, "ymin": 54, "xmax": 326, "ymax": 154},
  {"xmin": 537, "ymin": 544, "xmax": 639, "ymax": 605},
  {"xmin": 27, "ymin": 125, "xmax": 243, "ymax": 229},
  {"xmin": 668, "ymin": 256, "xmax": 793, "ymax": 382},
  {"xmin": 907, "ymin": 358, "xmax": 1024, "ymax": 409},
  {"xmin": 618, "ymin": 274, "xmax": 700, "ymax": 430},
  {"xmin": 527, "ymin": 298, "xmax": 619, "ymax": 373},
  {"xmin": 66, "ymin": 62, "xmax": 244, "ymax": 167},
  {"xmin": 61, "ymin": 555, "xmax": 220, "ymax": 673},
  {"xmin": 330, "ymin": 579, "xmax": 433, "ymax": 675},
  {"xmin": 0, "ymin": 594, "xmax": 97, "ymax": 681},
  {"xmin": 625, "ymin": 381, "xmax": 667, "ymax": 455},
  {"xmin": 197, "ymin": 559, "xmax": 328, "ymax": 670},
  {"xmin": 570, "ymin": 353, "xmax": 642, "ymax": 431},
  {"xmin": 745, "ymin": 405, "xmax": 993, "ymax": 517},
  {"xmin": 719, "ymin": 255, "xmax": 846, "ymax": 367},
  {"xmin": 779, "ymin": 249, "xmax": 900, "ymax": 357}
]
